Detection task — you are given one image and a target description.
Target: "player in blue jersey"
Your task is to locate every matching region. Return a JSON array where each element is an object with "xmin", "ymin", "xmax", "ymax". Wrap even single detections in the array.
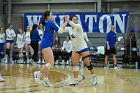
[
  {"xmin": 30, "ymin": 24, "xmax": 41, "ymax": 63},
  {"xmin": 34, "ymin": 11, "xmax": 65, "ymax": 87}
]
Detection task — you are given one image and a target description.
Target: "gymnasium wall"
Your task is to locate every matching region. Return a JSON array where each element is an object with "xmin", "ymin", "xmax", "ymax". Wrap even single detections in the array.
[{"xmin": 0, "ymin": 0, "xmax": 140, "ymax": 55}]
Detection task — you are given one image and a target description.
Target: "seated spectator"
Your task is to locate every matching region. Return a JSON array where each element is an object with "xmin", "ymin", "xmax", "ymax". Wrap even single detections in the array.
[
  {"xmin": 52, "ymin": 35, "xmax": 62, "ymax": 64},
  {"xmin": 62, "ymin": 35, "xmax": 72, "ymax": 65}
]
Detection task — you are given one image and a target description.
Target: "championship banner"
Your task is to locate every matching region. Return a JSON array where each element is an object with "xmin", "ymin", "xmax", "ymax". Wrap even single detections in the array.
[{"xmin": 24, "ymin": 12, "xmax": 129, "ymax": 33}]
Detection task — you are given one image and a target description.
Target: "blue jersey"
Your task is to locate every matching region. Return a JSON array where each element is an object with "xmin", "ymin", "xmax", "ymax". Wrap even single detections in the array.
[
  {"xmin": 106, "ymin": 31, "xmax": 117, "ymax": 48},
  {"xmin": 31, "ymin": 29, "xmax": 41, "ymax": 42},
  {"xmin": 43, "ymin": 20, "xmax": 59, "ymax": 42},
  {"xmin": 41, "ymin": 20, "xmax": 59, "ymax": 49}
]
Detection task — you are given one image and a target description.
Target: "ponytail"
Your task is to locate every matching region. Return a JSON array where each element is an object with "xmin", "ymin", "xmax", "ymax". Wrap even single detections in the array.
[
  {"xmin": 41, "ymin": 17, "xmax": 46, "ymax": 26},
  {"xmin": 42, "ymin": 11, "xmax": 51, "ymax": 26}
]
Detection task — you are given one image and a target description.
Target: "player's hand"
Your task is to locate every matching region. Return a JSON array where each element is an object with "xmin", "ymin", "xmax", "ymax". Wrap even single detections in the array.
[
  {"xmin": 62, "ymin": 22, "xmax": 67, "ymax": 30},
  {"xmin": 64, "ymin": 16, "xmax": 70, "ymax": 23},
  {"xmin": 51, "ymin": 16, "xmax": 56, "ymax": 22}
]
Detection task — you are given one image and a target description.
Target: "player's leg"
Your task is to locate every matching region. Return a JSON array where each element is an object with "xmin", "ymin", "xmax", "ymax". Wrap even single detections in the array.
[
  {"xmin": 6, "ymin": 42, "xmax": 10, "ymax": 63},
  {"xmin": 10, "ymin": 43, "xmax": 14, "ymax": 63},
  {"xmin": 35, "ymin": 48, "xmax": 54, "ymax": 87},
  {"xmin": 25, "ymin": 44, "xmax": 29, "ymax": 63},
  {"xmin": 81, "ymin": 50, "xmax": 97, "ymax": 85},
  {"xmin": 70, "ymin": 52, "xmax": 81, "ymax": 85},
  {"xmin": 19, "ymin": 47, "xmax": 24, "ymax": 63},
  {"xmin": 38, "ymin": 43, "xmax": 41, "ymax": 64}
]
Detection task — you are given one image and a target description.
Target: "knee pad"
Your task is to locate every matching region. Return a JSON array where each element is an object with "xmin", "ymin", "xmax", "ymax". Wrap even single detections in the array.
[
  {"xmin": 73, "ymin": 66, "xmax": 80, "ymax": 71},
  {"xmin": 45, "ymin": 63, "xmax": 53, "ymax": 70},
  {"xmin": 82, "ymin": 55, "xmax": 90, "ymax": 61},
  {"xmin": 86, "ymin": 63, "xmax": 93, "ymax": 70}
]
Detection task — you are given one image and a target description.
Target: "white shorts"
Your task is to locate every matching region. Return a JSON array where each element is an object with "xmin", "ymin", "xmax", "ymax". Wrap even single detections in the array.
[
  {"xmin": 17, "ymin": 43, "xmax": 24, "ymax": 48},
  {"xmin": 25, "ymin": 41, "xmax": 31, "ymax": 45}
]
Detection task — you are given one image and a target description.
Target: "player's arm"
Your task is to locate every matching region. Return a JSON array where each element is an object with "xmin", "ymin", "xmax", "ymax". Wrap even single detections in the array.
[
  {"xmin": 50, "ymin": 20, "xmax": 61, "ymax": 31},
  {"xmin": 12, "ymin": 30, "xmax": 16, "ymax": 37},
  {"xmin": 57, "ymin": 22, "xmax": 69, "ymax": 34},
  {"xmin": 16, "ymin": 34, "xmax": 19, "ymax": 44},
  {"xmin": 62, "ymin": 41, "xmax": 65, "ymax": 51},
  {"xmin": 69, "ymin": 21, "xmax": 82, "ymax": 31},
  {"xmin": 84, "ymin": 32, "xmax": 91, "ymax": 44},
  {"xmin": 6, "ymin": 29, "xmax": 12, "ymax": 38},
  {"xmin": 64, "ymin": 16, "xmax": 82, "ymax": 31}
]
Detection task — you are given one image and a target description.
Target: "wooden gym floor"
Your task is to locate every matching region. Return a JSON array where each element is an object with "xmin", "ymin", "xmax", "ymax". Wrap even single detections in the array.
[{"xmin": 0, "ymin": 63, "xmax": 140, "ymax": 93}]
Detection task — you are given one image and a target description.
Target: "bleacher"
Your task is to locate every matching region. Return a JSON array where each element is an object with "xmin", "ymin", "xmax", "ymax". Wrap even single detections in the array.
[{"xmin": 58, "ymin": 32, "xmax": 126, "ymax": 67}]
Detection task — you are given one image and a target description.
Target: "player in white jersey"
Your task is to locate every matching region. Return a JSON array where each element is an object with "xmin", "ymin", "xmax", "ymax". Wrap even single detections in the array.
[
  {"xmin": 0, "ymin": 27, "xmax": 5, "ymax": 59},
  {"xmin": 38, "ymin": 24, "xmax": 44, "ymax": 63},
  {"xmin": 0, "ymin": 27, "xmax": 5, "ymax": 82},
  {"xmin": 24, "ymin": 26, "xmax": 33, "ymax": 63},
  {"xmin": 6, "ymin": 23, "xmax": 16, "ymax": 63},
  {"xmin": 16, "ymin": 29, "xmax": 25, "ymax": 63},
  {"xmin": 62, "ymin": 16, "xmax": 97, "ymax": 86}
]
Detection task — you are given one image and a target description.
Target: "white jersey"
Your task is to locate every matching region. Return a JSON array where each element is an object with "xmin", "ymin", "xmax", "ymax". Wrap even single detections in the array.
[
  {"xmin": 38, "ymin": 30, "xmax": 44, "ymax": 40},
  {"xmin": 25, "ymin": 31, "xmax": 31, "ymax": 44},
  {"xmin": 0, "ymin": 33, "xmax": 5, "ymax": 43},
  {"xmin": 6, "ymin": 28, "xmax": 16, "ymax": 40},
  {"xmin": 65, "ymin": 21, "xmax": 88, "ymax": 51},
  {"xmin": 16, "ymin": 34, "xmax": 25, "ymax": 48},
  {"xmin": 62, "ymin": 40, "xmax": 72, "ymax": 53}
]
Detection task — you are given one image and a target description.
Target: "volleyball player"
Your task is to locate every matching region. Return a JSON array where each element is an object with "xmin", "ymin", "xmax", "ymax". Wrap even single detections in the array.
[
  {"xmin": 24, "ymin": 26, "xmax": 33, "ymax": 63},
  {"xmin": 62, "ymin": 16, "xmax": 97, "ymax": 86},
  {"xmin": 30, "ymin": 24, "xmax": 41, "ymax": 63},
  {"xmin": 6, "ymin": 23, "xmax": 16, "ymax": 63},
  {"xmin": 16, "ymin": 29, "xmax": 25, "ymax": 63},
  {"xmin": 0, "ymin": 27, "xmax": 5, "ymax": 82},
  {"xmin": 34, "ymin": 11, "xmax": 65, "ymax": 87},
  {"xmin": 0, "ymin": 27, "xmax": 5, "ymax": 61},
  {"xmin": 38, "ymin": 24, "xmax": 44, "ymax": 64}
]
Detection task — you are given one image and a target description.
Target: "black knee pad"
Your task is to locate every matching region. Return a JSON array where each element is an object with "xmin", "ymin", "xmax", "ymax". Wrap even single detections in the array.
[
  {"xmin": 6, "ymin": 49, "xmax": 10, "ymax": 57},
  {"xmin": 87, "ymin": 63, "xmax": 93, "ymax": 70},
  {"xmin": 82, "ymin": 55, "xmax": 90, "ymax": 61}
]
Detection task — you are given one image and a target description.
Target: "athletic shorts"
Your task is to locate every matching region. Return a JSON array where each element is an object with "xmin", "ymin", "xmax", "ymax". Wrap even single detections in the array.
[
  {"xmin": 40, "ymin": 39, "xmax": 53, "ymax": 49},
  {"xmin": 25, "ymin": 41, "xmax": 31, "ymax": 45},
  {"xmin": 0, "ymin": 43, "xmax": 5, "ymax": 52},
  {"xmin": 75, "ymin": 48, "xmax": 89, "ymax": 54},
  {"xmin": 105, "ymin": 48, "xmax": 116, "ymax": 55},
  {"xmin": 17, "ymin": 43, "xmax": 24, "ymax": 48},
  {"xmin": 6, "ymin": 40, "xmax": 14, "ymax": 44}
]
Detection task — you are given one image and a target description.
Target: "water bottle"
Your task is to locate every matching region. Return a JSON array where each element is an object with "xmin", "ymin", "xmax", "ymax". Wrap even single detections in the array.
[{"xmin": 135, "ymin": 61, "xmax": 138, "ymax": 69}]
